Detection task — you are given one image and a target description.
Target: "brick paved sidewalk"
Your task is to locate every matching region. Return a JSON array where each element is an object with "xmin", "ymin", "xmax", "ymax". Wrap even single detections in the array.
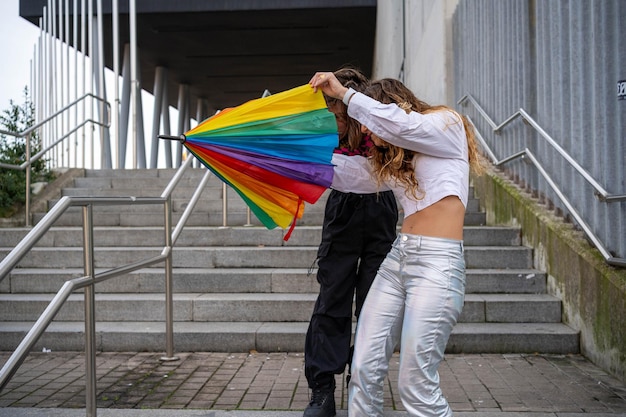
[{"xmin": 0, "ymin": 352, "xmax": 625, "ymax": 414}]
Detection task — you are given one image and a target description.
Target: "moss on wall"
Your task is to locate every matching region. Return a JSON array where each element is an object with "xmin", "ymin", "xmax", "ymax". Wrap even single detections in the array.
[{"xmin": 472, "ymin": 168, "xmax": 626, "ymax": 383}]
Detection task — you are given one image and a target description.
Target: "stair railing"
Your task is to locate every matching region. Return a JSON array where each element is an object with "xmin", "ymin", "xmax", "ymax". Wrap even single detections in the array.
[
  {"xmin": 0, "ymin": 155, "xmax": 213, "ymax": 417},
  {"xmin": 458, "ymin": 94, "xmax": 625, "ymax": 268},
  {"xmin": 0, "ymin": 93, "xmax": 110, "ymax": 227}
]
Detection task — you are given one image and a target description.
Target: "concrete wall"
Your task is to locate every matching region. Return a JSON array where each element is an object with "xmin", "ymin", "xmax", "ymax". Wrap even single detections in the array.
[
  {"xmin": 452, "ymin": 0, "xmax": 626, "ymax": 263},
  {"xmin": 372, "ymin": 1, "xmax": 404, "ymax": 81},
  {"xmin": 473, "ymin": 168, "xmax": 626, "ymax": 383},
  {"xmin": 372, "ymin": 0, "xmax": 626, "ymax": 383},
  {"xmin": 373, "ymin": 0, "xmax": 458, "ymax": 106}
]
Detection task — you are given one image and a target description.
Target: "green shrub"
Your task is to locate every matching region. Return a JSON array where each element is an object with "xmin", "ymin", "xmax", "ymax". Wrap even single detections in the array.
[{"xmin": 0, "ymin": 88, "xmax": 52, "ymax": 217}]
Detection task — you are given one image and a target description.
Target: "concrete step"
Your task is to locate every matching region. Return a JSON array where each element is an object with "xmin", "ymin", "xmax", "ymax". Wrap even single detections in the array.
[
  {"xmin": 0, "ymin": 293, "xmax": 562, "ymax": 324},
  {"xmin": 0, "ymin": 321, "xmax": 579, "ymax": 353},
  {"xmin": 1, "ymin": 245, "xmax": 534, "ymax": 269},
  {"xmin": 47, "ymin": 196, "xmax": 267, "ymax": 212},
  {"xmin": 1, "ymin": 168, "xmax": 576, "ymax": 356},
  {"xmin": 33, "ymin": 168, "xmax": 485, "ymax": 227},
  {"xmin": 31, "ymin": 208, "xmax": 281, "ymax": 227},
  {"xmin": 0, "ymin": 225, "xmax": 521, "ymax": 248},
  {"xmin": 40, "ymin": 201, "xmax": 338, "ymax": 224},
  {"xmin": 82, "ymin": 168, "xmax": 206, "ymax": 179},
  {"xmin": 3, "ymin": 267, "xmax": 546, "ymax": 295},
  {"xmin": 72, "ymin": 168, "xmax": 481, "ymax": 197},
  {"xmin": 33, "ymin": 193, "xmax": 330, "ymax": 227},
  {"xmin": 48, "ymin": 189, "xmax": 481, "ymax": 214},
  {"xmin": 71, "ymin": 176, "xmax": 223, "ymax": 190},
  {"xmin": 31, "ymin": 207, "xmax": 487, "ymax": 227},
  {"xmin": 60, "ymin": 186, "xmax": 232, "ymax": 199}
]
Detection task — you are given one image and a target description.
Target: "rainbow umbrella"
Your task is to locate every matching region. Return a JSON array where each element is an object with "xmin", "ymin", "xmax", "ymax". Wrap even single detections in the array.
[{"xmin": 160, "ymin": 84, "xmax": 338, "ymax": 240}]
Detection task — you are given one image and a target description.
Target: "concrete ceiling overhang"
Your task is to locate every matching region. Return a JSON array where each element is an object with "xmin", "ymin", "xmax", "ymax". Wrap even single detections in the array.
[{"xmin": 20, "ymin": 0, "xmax": 377, "ymax": 115}]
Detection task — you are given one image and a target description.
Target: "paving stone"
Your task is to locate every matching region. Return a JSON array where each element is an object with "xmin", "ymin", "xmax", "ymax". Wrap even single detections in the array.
[{"xmin": 1, "ymin": 351, "xmax": 624, "ymax": 414}]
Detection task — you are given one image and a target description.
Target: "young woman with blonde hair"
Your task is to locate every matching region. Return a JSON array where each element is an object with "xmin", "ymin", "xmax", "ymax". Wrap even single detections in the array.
[{"xmin": 310, "ymin": 73, "xmax": 484, "ymax": 417}]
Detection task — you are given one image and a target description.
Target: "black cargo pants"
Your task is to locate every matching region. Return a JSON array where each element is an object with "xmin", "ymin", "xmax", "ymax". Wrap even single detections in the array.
[{"xmin": 304, "ymin": 189, "xmax": 398, "ymax": 389}]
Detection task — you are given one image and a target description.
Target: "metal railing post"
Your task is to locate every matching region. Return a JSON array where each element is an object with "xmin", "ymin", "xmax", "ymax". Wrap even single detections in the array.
[
  {"xmin": 221, "ymin": 183, "xmax": 228, "ymax": 227},
  {"xmin": 161, "ymin": 196, "xmax": 178, "ymax": 361},
  {"xmin": 244, "ymin": 207, "xmax": 252, "ymax": 226},
  {"xmin": 25, "ymin": 132, "xmax": 32, "ymax": 227},
  {"xmin": 82, "ymin": 204, "xmax": 97, "ymax": 417}
]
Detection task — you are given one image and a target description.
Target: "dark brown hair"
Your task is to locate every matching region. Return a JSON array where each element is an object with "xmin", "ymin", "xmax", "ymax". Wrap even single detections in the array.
[{"xmin": 325, "ymin": 67, "xmax": 370, "ymax": 150}]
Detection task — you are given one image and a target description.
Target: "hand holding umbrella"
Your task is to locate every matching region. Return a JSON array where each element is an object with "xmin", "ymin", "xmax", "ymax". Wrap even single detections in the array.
[{"xmin": 309, "ymin": 72, "xmax": 349, "ymax": 101}]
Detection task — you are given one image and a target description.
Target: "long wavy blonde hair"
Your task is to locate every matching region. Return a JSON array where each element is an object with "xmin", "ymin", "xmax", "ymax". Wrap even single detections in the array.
[{"xmin": 364, "ymin": 79, "xmax": 485, "ymax": 199}]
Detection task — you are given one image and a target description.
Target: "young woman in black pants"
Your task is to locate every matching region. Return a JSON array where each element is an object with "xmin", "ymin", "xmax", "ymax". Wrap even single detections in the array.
[{"xmin": 303, "ymin": 67, "xmax": 398, "ymax": 417}]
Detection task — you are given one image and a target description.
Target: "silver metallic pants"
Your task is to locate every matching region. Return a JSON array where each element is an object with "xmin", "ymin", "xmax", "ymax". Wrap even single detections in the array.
[{"xmin": 348, "ymin": 233, "xmax": 466, "ymax": 417}]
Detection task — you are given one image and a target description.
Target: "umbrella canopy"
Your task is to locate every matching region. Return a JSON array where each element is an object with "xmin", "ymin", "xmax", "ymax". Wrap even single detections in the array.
[{"xmin": 162, "ymin": 84, "xmax": 338, "ymax": 240}]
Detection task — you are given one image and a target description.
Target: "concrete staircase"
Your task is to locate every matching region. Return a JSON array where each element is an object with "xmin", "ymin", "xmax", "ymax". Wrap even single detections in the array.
[{"xmin": 0, "ymin": 169, "xmax": 579, "ymax": 353}]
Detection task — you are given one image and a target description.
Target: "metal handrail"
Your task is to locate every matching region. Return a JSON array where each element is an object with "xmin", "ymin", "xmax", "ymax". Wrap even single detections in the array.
[
  {"xmin": 0, "ymin": 159, "xmax": 213, "ymax": 417},
  {"xmin": 0, "ymin": 195, "xmax": 170, "ymax": 417},
  {"xmin": 458, "ymin": 94, "xmax": 626, "ymax": 203},
  {"xmin": 0, "ymin": 93, "xmax": 111, "ymax": 226},
  {"xmin": 0, "ymin": 93, "xmax": 109, "ymax": 140},
  {"xmin": 459, "ymin": 97, "xmax": 625, "ymax": 268}
]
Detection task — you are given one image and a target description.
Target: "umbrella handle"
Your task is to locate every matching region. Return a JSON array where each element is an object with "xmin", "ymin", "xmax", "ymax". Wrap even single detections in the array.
[{"xmin": 158, "ymin": 134, "xmax": 186, "ymax": 143}]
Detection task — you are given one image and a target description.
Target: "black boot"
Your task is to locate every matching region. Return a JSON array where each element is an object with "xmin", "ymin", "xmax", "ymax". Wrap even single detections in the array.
[{"xmin": 303, "ymin": 384, "xmax": 336, "ymax": 417}]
